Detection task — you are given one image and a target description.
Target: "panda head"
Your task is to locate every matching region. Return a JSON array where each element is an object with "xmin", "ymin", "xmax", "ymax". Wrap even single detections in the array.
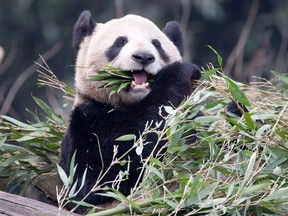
[{"xmin": 73, "ymin": 11, "xmax": 184, "ymax": 107}]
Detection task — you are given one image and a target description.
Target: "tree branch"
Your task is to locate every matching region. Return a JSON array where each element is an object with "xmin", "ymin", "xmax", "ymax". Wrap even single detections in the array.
[
  {"xmin": 0, "ymin": 42, "xmax": 63, "ymax": 115},
  {"xmin": 224, "ymin": 0, "xmax": 259, "ymax": 78},
  {"xmin": 115, "ymin": 0, "xmax": 124, "ymax": 18}
]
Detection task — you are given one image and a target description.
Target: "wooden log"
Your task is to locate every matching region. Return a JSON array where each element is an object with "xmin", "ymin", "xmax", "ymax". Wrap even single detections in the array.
[
  {"xmin": 0, "ymin": 191, "xmax": 79, "ymax": 216},
  {"xmin": 33, "ymin": 173, "xmax": 62, "ymax": 201},
  {"xmin": 33, "ymin": 174, "xmax": 121, "ymax": 211}
]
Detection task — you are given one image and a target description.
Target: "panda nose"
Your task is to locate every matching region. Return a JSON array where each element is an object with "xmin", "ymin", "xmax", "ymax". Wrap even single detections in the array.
[{"xmin": 132, "ymin": 52, "xmax": 155, "ymax": 65}]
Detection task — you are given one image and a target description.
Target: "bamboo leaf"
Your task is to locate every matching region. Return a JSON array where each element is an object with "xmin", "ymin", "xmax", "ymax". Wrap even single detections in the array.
[
  {"xmin": 268, "ymin": 147, "xmax": 288, "ymax": 158},
  {"xmin": 68, "ymin": 179, "xmax": 78, "ymax": 198},
  {"xmin": 2, "ymin": 154, "xmax": 28, "ymax": 166},
  {"xmin": 256, "ymin": 124, "xmax": 271, "ymax": 138},
  {"xmin": 0, "ymin": 143, "xmax": 29, "ymax": 153},
  {"xmin": 32, "ymin": 96, "xmax": 64, "ymax": 124},
  {"xmin": 71, "ymin": 200, "xmax": 97, "ymax": 208},
  {"xmin": 194, "ymin": 116, "xmax": 222, "ymax": 125},
  {"xmin": 164, "ymin": 106, "xmax": 176, "ymax": 115},
  {"xmin": 109, "ymin": 86, "xmax": 119, "ymax": 97},
  {"xmin": 263, "ymin": 187, "xmax": 288, "ymax": 201},
  {"xmin": 271, "ymin": 70, "xmax": 288, "ymax": 85},
  {"xmin": 115, "ymin": 134, "xmax": 136, "ymax": 141},
  {"xmin": 135, "ymin": 144, "xmax": 143, "ymax": 156},
  {"xmin": 200, "ymin": 67, "xmax": 219, "ymax": 80},
  {"xmin": 207, "ymin": 45, "xmax": 223, "ymax": 68},
  {"xmin": 240, "ymin": 181, "xmax": 271, "ymax": 196},
  {"xmin": 148, "ymin": 157, "xmax": 164, "ymax": 167},
  {"xmin": 88, "ymin": 66, "xmax": 154, "ymax": 95},
  {"xmin": 146, "ymin": 165, "xmax": 165, "ymax": 181},
  {"xmin": 213, "ymin": 166, "xmax": 236, "ymax": 176},
  {"xmin": 75, "ymin": 167, "xmax": 88, "ymax": 196},
  {"xmin": 68, "ymin": 152, "xmax": 77, "ymax": 185},
  {"xmin": 117, "ymin": 82, "xmax": 130, "ymax": 93},
  {"xmin": 108, "ymin": 189, "xmax": 142, "ymax": 213},
  {"xmin": 1, "ymin": 115, "xmax": 38, "ymax": 130},
  {"xmin": 226, "ymin": 183, "xmax": 235, "ymax": 198},
  {"xmin": 224, "ymin": 77, "xmax": 250, "ymax": 106},
  {"xmin": 56, "ymin": 164, "xmax": 69, "ymax": 188},
  {"xmin": 241, "ymin": 151, "xmax": 257, "ymax": 187},
  {"xmin": 0, "ymin": 136, "xmax": 6, "ymax": 146},
  {"xmin": 244, "ymin": 112, "xmax": 254, "ymax": 130},
  {"xmin": 16, "ymin": 131, "xmax": 46, "ymax": 142}
]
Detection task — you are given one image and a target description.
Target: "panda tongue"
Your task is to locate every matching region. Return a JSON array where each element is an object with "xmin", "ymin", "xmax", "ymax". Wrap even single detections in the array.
[{"xmin": 132, "ymin": 71, "xmax": 147, "ymax": 85}]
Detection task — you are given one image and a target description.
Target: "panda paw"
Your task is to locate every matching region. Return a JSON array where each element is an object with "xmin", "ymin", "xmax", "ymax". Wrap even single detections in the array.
[
  {"xmin": 181, "ymin": 62, "xmax": 202, "ymax": 82},
  {"xmin": 153, "ymin": 62, "xmax": 201, "ymax": 91},
  {"xmin": 155, "ymin": 62, "xmax": 201, "ymax": 85},
  {"xmin": 146, "ymin": 62, "xmax": 201, "ymax": 107}
]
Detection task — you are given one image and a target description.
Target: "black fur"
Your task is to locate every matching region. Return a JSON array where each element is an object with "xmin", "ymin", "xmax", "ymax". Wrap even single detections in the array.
[
  {"xmin": 72, "ymin": 10, "xmax": 96, "ymax": 53},
  {"xmin": 152, "ymin": 39, "xmax": 169, "ymax": 63},
  {"xmin": 60, "ymin": 62, "xmax": 201, "ymax": 207},
  {"xmin": 226, "ymin": 101, "xmax": 248, "ymax": 117},
  {"xmin": 162, "ymin": 21, "xmax": 184, "ymax": 56},
  {"xmin": 106, "ymin": 36, "xmax": 128, "ymax": 61}
]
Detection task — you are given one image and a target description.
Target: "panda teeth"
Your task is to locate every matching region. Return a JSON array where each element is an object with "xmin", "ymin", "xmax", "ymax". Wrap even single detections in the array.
[{"xmin": 131, "ymin": 81, "xmax": 149, "ymax": 88}]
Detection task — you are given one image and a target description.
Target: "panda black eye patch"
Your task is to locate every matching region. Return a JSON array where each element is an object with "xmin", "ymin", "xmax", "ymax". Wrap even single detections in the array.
[
  {"xmin": 152, "ymin": 39, "xmax": 169, "ymax": 63},
  {"xmin": 106, "ymin": 36, "xmax": 128, "ymax": 61}
]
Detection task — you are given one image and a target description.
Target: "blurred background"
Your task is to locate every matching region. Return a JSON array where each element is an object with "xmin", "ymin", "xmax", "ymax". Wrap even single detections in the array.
[{"xmin": 0, "ymin": 0, "xmax": 287, "ymax": 121}]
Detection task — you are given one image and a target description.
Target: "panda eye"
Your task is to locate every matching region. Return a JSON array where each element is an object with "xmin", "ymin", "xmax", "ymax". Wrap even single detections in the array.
[
  {"xmin": 152, "ymin": 39, "xmax": 169, "ymax": 62},
  {"xmin": 152, "ymin": 39, "xmax": 161, "ymax": 49},
  {"xmin": 114, "ymin": 36, "xmax": 128, "ymax": 47}
]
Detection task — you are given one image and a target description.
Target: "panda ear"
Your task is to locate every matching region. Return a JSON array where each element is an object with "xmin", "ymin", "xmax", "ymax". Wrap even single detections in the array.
[
  {"xmin": 72, "ymin": 10, "xmax": 96, "ymax": 53},
  {"xmin": 162, "ymin": 21, "xmax": 183, "ymax": 56}
]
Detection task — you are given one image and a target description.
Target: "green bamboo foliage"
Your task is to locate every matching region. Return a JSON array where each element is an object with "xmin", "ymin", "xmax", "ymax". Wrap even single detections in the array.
[
  {"xmin": 0, "ymin": 53, "xmax": 288, "ymax": 215},
  {"xmin": 88, "ymin": 66, "xmax": 154, "ymax": 96}
]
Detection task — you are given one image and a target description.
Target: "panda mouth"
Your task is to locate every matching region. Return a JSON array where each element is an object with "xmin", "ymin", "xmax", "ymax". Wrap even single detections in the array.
[{"xmin": 130, "ymin": 70, "xmax": 150, "ymax": 89}]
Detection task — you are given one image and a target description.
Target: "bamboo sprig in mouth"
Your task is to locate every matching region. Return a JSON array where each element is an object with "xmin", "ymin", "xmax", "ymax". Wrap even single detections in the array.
[{"xmin": 88, "ymin": 66, "xmax": 154, "ymax": 96}]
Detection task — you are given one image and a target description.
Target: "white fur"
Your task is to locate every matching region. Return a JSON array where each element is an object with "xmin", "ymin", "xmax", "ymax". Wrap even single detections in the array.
[{"xmin": 74, "ymin": 14, "xmax": 182, "ymax": 108}]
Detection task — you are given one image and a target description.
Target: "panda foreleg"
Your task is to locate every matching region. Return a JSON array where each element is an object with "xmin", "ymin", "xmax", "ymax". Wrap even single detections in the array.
[{"xmin": 144, "ymin": 62, "xmax": 201, "ymax": 108}]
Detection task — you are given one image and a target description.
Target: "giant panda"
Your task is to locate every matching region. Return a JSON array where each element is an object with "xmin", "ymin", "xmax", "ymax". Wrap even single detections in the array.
[{"xmin": 60, "ymin": 10, "xmax": 201, "ymax": 208}]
